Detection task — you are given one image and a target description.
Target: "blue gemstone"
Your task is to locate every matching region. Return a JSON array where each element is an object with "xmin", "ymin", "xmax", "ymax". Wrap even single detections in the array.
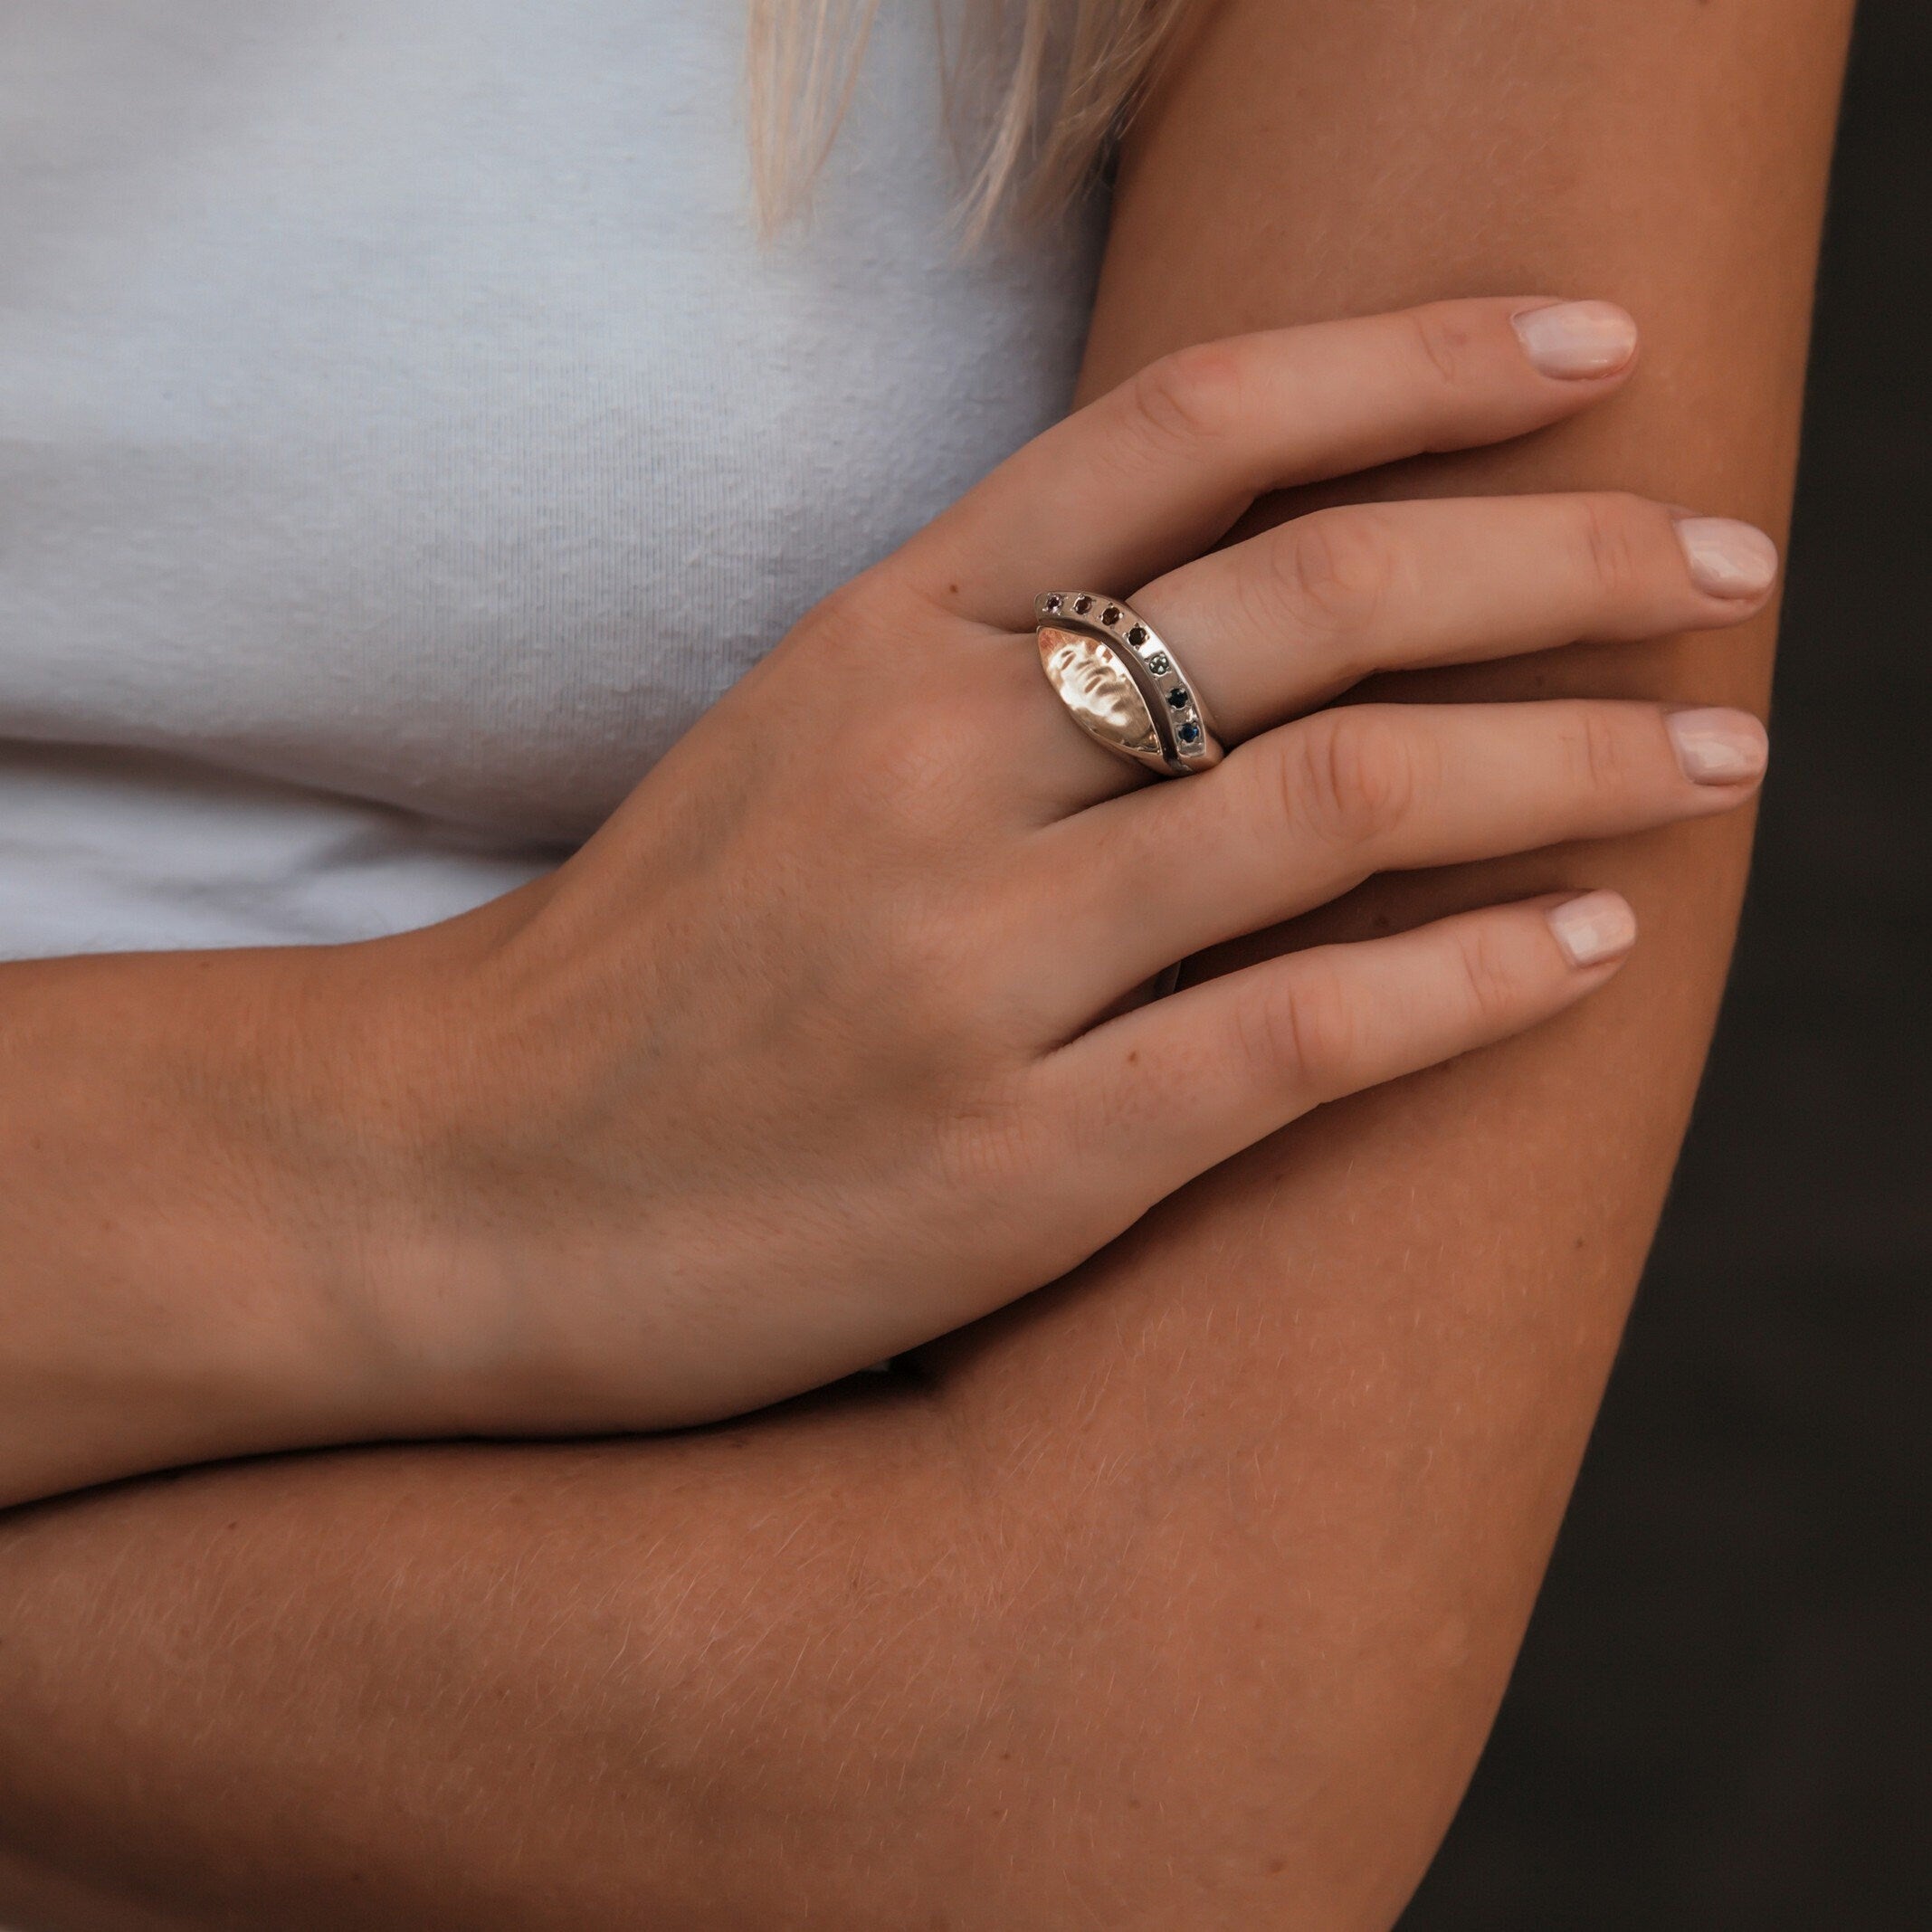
[
  {"xmin": 1166, "ymin": 687, "xmax": 1191, "ymax": 709},
  {"xmin": 1179, "ymin": 722, "xmax": 1202, "ymax": 745}
]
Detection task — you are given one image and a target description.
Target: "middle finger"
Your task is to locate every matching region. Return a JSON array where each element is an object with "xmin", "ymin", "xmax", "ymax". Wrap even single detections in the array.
[{"xmin": 1128, "ymin": 491, "xmax": 1778, "ymax": 746}]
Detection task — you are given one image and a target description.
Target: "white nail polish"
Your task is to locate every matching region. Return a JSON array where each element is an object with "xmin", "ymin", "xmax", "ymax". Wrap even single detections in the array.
[
  {"xmin": 1547, "ymin": 890, "xmax": 1638, "ymax": 968},
  {"xmin": 1675, "ymin": 518, "xmax": 1780, "ymax": 599},
  {"xmin": 1666, "ymin": 708, "xmax": 1770, "ymax": 785},
  {"xmin": 1511, "ymin": 301, "xmax": 1640, "ymax": 379}
]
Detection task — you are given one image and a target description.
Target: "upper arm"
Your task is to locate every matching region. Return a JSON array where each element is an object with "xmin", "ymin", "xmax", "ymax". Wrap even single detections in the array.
[
  {"xmin": 923, "ymin": 0, "xmax": 1857, "ymax": 1910},
  {"xmin": 1047, "ymin": 1, "xmax": 1856, "ymax": 1241}
]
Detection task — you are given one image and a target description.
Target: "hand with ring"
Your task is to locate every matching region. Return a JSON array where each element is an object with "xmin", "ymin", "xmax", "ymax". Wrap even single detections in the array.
[{"xmin": 354, "ymin": 296, "xmax": 1776, "ymax": 1441}]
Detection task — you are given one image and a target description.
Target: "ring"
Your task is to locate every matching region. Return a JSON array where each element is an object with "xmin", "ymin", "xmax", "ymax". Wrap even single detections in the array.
[{"xmin": 1034, "ymin": 592, "xmax": 1225, "ymax": 778}]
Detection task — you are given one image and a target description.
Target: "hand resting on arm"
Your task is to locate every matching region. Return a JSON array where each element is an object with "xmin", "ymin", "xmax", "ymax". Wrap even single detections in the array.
[{"xmin": 0, "ymin": 300, "xmax": 1765, "ymax": 1509}]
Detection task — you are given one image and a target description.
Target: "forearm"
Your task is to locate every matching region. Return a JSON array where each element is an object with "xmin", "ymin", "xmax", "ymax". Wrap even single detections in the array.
[
  {"xmin": 0, "ymin": 1395, "xmax": 1021, "ymax": 1931},
  {"xmin": 0, "ymin": 934, "xmax": 443, "ymax": 1506}
]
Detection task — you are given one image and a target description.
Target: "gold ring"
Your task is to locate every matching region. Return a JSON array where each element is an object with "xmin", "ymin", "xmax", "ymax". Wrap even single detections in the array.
[{"xmin": 1034, "ymin": 592, "xmax": 1225, "ymax": 778}]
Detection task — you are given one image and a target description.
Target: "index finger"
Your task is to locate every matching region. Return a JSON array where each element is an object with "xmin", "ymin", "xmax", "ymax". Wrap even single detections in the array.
[{"xmin": 896, "ymin": 297, "xmax": 1639, "ymax": 630}]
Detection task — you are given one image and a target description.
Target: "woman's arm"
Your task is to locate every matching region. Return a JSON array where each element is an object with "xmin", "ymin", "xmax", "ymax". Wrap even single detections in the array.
[
  {"xmin": 0, "ymin": 940, "xmax": 428, "ymax": 1505},
  {"xmin": 0, "ymin": 304, "xmax": 1714, "ymax": 1514},
  {"xmin": 0, "ymin": 1, "xmax": 1853, "ymax": 1925}
]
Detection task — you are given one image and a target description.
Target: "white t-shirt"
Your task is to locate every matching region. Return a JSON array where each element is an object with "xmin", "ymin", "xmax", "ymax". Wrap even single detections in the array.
[{"xmin": 0, "ymin": 1, "xmax": 1105, "ymax": 957}]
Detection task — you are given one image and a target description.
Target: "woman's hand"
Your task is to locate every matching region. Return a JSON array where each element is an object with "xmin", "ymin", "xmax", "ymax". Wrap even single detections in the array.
[{"xmin": 354, "ymin": 296, "xmax": 1776, "ymax": 1438}]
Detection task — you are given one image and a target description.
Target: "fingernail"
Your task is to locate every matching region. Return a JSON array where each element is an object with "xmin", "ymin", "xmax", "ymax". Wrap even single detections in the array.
[
  {"xmin": 1674, "ymin": 517, "xmax": 1780, "ymax": 598},
  {"xmin": 1666, "ymin": 706, "xmax": 1770, "ymax": 785},
  {"xmin": 1511, "ymin": 301, "xmax": 1639, "ymax": 379},
  {"xmin": 1547, "ymin": 890, "xmax": 1638, "ymax": 968}
]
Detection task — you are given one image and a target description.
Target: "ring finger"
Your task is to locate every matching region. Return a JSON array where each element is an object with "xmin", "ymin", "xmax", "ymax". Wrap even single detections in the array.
[{"xmin": 1036, "ymin": 694, "xmax": 1768, "ymax": 1009}]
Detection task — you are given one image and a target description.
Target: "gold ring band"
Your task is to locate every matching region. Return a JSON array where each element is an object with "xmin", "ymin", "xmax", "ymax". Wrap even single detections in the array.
[{"xmin": 1034, "ymin": 592, "xmax": 1225, "ymax": 778}]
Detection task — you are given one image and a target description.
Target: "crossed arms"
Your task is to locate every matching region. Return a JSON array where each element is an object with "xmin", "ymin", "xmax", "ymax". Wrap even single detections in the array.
[{"xmin": 0, "ymin": 1, "xmax": 1854, "ymax": 1924}]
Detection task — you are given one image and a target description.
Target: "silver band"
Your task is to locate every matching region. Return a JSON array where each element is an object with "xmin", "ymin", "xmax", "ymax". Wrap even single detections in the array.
[{"xmin": 1033, "ymin": 592, "xmax": 1225, "ymax": 778}]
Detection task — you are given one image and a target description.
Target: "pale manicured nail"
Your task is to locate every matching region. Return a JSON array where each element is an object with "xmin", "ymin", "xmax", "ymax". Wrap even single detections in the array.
[
  {"xmin": 1666, "ymin": 706, "xmax": 1770, "ymax": 785},
  {"xmin": 1511, "ymin": 300, "xmax": 1639, "ymax": 379},
  {"xmin": 1675, "ymin": 517, "xmax": 1780, "ymax": 598},
  {"xmin": 1547, "ymin": 890, "xmax": 1638, "ymax": 969}
]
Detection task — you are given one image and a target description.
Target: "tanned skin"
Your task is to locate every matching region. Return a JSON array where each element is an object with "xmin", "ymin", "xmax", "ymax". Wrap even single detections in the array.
[{"xmin": 0, "ymin": 1, "xmax": 1853, "ymax": 1925}]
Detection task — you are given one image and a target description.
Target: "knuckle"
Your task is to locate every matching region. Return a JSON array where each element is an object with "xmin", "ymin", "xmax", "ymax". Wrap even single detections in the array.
[
  {"xmin": 1269, "ymin": 509, "xmax": 1400, "ymax": 645},
  {"xmin": 1243, "ymin": 963, "xmax": 1364, "ymax": 1096},
  {"xmin": 1573, "ymin": 492, "xmax": 1654, "ymax": 604},
  {"xmin": 792, "ymin": 570, "xmax": 931, "ymax": 696},
  {"xmin": 1404, "ymin": 302, "xmax": 1481, "ymax": 392},
  {"xmin": 935, "ymin": 1077, "xmax": 1049, "ymax": 1200},
  {"xmin": 1124, "ymin": 340, "xmax": 1249, "ymax": 456},
  {"xmin": 797, "ymin": 566, "xmax": 891, "ymax": 656},
  {"xmin": 806, "ymin": 619, "xmax": 997, "ymax": 837},
  {"xmin": 1566, "ymin": 702, "xmax": 1639, "ymax": 800},
  {"xmin": 1453, "ymin": 921, "xmax": 1534, "ymax": 1030},
  {"xmin": 1280, "ymin": 707, "xmax": 1423, "ymax": 847},
  {"xmin": 877, "ymin": 900, "xmax": 1004, "ymax": 1047}
]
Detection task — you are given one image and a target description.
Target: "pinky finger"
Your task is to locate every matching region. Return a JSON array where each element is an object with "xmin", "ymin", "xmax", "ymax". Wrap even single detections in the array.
[{"xmin": 1043, "ymin": 890, "xmax": 1637, "ymax": 1201}]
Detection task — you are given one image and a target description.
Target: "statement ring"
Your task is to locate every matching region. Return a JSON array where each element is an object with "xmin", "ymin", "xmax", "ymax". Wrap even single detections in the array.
[{"xmin": 1034, "ymin": 592, "xmax": 1225, "ymax": 778}]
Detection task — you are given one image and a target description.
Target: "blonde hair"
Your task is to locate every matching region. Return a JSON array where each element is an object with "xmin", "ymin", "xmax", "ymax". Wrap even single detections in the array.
[{"xmin": 746, "ymin": 0, "xmax": 1196, "ymax": 243}]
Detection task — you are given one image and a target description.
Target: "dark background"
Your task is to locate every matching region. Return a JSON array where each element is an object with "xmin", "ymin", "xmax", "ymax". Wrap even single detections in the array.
[{"xmin": 1403, "ymin": 3, "xmax": 1930, "ymax": 1925}]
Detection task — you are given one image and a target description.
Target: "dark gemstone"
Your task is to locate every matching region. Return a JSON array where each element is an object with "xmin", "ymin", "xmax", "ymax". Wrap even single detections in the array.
[
  {"xmin": 1179, "ymin": 722, "xmax": 1203, "ymax": 745},
  {"xmin": 1128, "ymin": 625, "xmax": 1148, "ymax": 648},
  {"xmin": 1166, "ymin": 687, "xmax": 1191, "ymax": 709},
  {"xmin": 1043, "ymin": 594, "xmax": 1061, "ymax": 613},
  {"xmin": 1145, "ymin": 652, "xmax": 1170, "ymax": 676},
  {"xmin": 1073, "ymin": 595, "xmax": 1092, "ymax": 614},
  {"xmin": 1102, "ymin": 604, "xmax": 1121, "ymax": 625}
]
